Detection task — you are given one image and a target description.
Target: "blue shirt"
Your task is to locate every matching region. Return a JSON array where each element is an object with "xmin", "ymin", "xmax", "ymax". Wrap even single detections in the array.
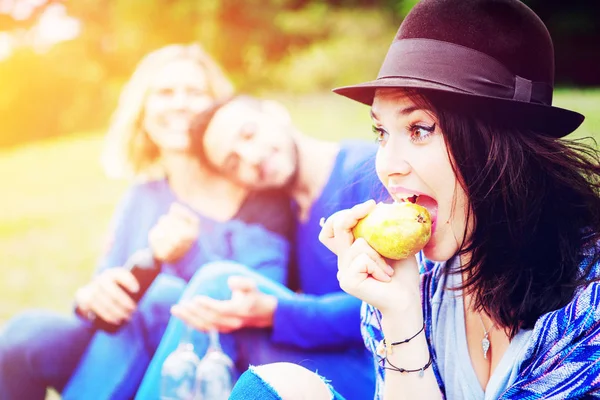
[
  {"xmin": 272, "ymin": 140, "xmax": 387, "ymax": 350},
  {"xmin": 97, "ymin": 179, "xmax": 291, "ymax": 284}
]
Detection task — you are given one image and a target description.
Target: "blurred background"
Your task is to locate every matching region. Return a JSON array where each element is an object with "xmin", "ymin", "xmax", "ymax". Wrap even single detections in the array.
[{"xmin": 0, "ymin": 0, "xmax": 598, "ymax": 367}]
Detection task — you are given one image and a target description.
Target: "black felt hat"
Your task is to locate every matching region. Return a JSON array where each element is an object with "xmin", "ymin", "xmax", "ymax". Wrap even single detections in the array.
[{"xmin": 333, "ymin": 0, "xmax": 584, "ymax": 137}]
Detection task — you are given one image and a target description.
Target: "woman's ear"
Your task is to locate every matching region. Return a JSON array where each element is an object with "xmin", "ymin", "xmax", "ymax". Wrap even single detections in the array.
[{"xmin": 260, "ymin": 100, "xmax": 292, "ymax": 125}]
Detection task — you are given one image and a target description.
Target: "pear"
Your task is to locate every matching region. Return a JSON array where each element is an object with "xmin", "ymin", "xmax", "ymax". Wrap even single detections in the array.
[{"xmin": 352, "ymin": 202, "xmax": 432, "ymax": 260}]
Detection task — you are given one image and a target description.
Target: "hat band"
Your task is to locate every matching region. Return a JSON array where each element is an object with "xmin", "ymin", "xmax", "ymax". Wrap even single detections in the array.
[{"xmin": 378, "ymin": 39, "xmax": 553, "ymax": 105}]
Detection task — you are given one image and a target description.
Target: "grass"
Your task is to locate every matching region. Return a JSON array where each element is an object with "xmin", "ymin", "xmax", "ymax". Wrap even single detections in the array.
[{"xmin": 0, "ymin": 90, "xmax": 598, "ymax": 399}]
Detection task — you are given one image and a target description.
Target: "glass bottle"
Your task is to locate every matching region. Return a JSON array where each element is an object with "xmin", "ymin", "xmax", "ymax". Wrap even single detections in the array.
[
  {"xmin": 160, "ymin": 326, "xmax": 201, "ymax": 400},
  {"xmin": 193, "ymin": 330, "xmax": 234, "ymax": 400},
  {"xmin": 76, "ymin": 248, "xmax": 161, "ymax": 334}
]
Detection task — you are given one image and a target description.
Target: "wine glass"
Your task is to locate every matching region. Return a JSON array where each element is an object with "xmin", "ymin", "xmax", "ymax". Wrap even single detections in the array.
[
  {"xmin": 193, "ymin": 329, "xmax": 234, "ymax": 400},
  {"xmin": 160, "ymin": 325, "xmax": 201, "ymax": 400}
]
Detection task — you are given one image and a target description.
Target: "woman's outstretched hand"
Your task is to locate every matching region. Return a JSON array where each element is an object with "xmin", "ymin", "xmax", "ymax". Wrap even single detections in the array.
[
  {"xmin": 319, "ymin": 199, "xmax": 421, "ymax": 313},
  {"xmin": 171, "ymin": 276, "xmax": 277, "ymax": 333}
]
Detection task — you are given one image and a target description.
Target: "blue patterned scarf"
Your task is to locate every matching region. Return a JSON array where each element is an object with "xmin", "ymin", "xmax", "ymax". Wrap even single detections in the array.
[{"xmin": 361, "ymin": 254, "xmax": 600, "ymax": 399}]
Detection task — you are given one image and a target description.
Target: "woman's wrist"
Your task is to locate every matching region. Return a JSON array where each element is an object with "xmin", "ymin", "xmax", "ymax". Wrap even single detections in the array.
[
  {"xmin": 380, "ymin": 298, "xmax": 424, "ymax": 336},
  {"xmin": 379, "ymin": 302, "xmax": 430, "ymax": 371},
  {"xmin": 256, "ymin": 294, "xmax": 278, "ymax": 328},
  {"xmin": 377, "ymin": 281, "xmax": 422, "ymax": 315},
  {"xmin": 380, "ymin": 256, "xmax": 422, "ymax": 311}
]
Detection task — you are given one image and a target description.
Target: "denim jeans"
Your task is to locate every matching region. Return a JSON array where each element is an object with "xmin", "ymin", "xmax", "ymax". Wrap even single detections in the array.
[
  {"xmin": 0, "ymin": 310, "xmax": 94, "ymax": 399},
  {"xmin": 229, "ymin": 366, "xmax": 347, "ymax": 400},
  {"xmin": 0, "ymin": 273, "xmax": 185, "ymax": 400},
  {"xmin": 136, "ymin": 262, "xmax": 375, "ymax": 400}
]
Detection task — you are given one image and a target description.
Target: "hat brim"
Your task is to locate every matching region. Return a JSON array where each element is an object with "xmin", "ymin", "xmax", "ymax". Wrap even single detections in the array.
[{"xmin": 333, "ymin": 78, "xmax": 584, "ymax": 138}]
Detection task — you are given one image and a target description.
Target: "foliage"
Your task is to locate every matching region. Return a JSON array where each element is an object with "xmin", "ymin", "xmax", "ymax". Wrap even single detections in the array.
[
  {"xmin": 0, "ymin": 1, "xmax": 399, "ymax": 148},
  {"xmin": 266, "ymin": 7, "xmax": 398, "ymax": 93},
  {"xmin": 0, "ymin": 0, "xmax": 597, "ymax": 148},
  {"xmin": 523, "ymin": 0, "xmax": 600, "ymax": 86}
]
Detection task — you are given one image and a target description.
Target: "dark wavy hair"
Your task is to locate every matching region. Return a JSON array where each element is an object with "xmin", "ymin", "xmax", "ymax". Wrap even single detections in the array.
[{"xmin": 413, "ymin": 90, "xmax": 600, "ymax": 338}]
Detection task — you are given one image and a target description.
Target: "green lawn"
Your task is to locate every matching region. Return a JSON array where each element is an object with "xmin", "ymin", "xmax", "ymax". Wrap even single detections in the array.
[{"xmin": 0, "ymin": 90, "xmax": 598, "ymax": 399}]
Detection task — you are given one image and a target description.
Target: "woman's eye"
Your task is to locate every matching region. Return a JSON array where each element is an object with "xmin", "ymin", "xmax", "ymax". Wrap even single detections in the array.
[
  {"xmin": 371, "ymin": 125, "xmax": 389, "ymax": 144},
  {"xmin": 188, "ymin": 88, "xmax": 208, "ymax": 98},
  {"xmin": 409, "ymin": 123, "xmax": 436, "ymax": 142}
]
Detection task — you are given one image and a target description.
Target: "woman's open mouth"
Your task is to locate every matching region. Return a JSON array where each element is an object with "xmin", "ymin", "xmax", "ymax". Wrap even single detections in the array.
[{"xmin": 388, "ymin": 187, "xmax": 439, "ymax": 234}]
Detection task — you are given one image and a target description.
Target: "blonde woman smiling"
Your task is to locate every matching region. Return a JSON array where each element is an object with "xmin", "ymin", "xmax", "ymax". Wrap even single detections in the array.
[{"xmin": 0, "ymin": 44, "xmax": 292, "ymax": 400}]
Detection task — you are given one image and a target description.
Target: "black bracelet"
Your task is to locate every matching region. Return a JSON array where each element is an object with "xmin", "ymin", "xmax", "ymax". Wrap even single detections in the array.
[
  {"xmin": 389, "ymin": 323, "xmax": 425, "ymax": 346},
  {"xmin": 376, "ymin": 323, "xmax": 425, "ymax": 356},
  {"xmin": 381, "ymin": 352, "xmax": 433, "ymax": 378}
]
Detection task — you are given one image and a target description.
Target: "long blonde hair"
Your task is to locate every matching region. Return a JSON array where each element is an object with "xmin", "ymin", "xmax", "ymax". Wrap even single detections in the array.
[{"xmin": 101, "ymin": 44, "xmax": 234, "ymax": 180}]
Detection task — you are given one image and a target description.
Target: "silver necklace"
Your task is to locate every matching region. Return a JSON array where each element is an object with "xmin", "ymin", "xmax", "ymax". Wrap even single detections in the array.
[{"xmin": 478, "ymin": 315, "xmax": 494, "ymax": 360}]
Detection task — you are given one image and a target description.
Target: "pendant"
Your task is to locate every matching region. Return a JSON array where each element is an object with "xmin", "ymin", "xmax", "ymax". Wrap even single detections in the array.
[
  {"xmin": 376, "ymin": 340, "xmax": 386, "ymax": 357},
  {"xmin": 481, "ymin": 333, "xmax": 490, "ymax": 360},
  {"xmin": 376, "ymin": 339, "xmax": 393, "ymax": 357}
]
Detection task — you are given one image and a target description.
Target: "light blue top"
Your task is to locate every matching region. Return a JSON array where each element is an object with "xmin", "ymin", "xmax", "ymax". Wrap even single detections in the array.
[
  {"xmin": 362, "ymin": 253, "xmax": 600, "ymax": 400},
  {"xmin": 430, "ymin": 258, "xmax": 533, "ymax": 400}
]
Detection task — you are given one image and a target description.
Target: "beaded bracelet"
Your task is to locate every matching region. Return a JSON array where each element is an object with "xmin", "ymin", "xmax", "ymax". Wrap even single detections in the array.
[
  {"xmin": 382, "ymin": 352, "xmax": 433, "ymax": 378},
  {"xmin": 376, "ymin": 323, "xmax": 425, "ymax": 357}
]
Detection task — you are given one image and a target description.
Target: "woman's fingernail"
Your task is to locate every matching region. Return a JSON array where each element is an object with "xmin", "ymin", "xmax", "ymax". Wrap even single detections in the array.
[{"xmin": 387, "ymin": 265, "xmax": 395, "ymax": 275}]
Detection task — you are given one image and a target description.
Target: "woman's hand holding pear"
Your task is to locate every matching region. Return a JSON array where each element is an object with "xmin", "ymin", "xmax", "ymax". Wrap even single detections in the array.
[{"xmin": 319, "ymin": 200, "xmax": 422, "ymax": 313}]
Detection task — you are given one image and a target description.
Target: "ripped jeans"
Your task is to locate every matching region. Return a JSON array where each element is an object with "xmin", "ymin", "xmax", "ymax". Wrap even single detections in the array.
[{"xmin": 230, "ymin": 365, "xmax": 347, "ymax": 400}]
